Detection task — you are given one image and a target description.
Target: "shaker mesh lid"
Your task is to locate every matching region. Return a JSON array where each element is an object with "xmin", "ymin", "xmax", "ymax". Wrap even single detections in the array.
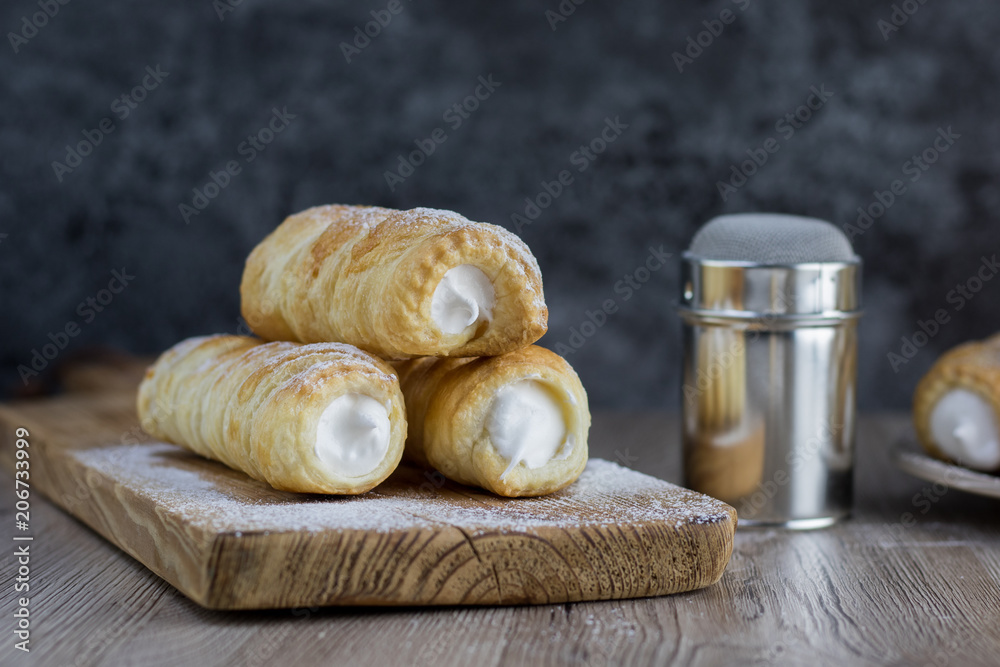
[{"xmin": 688, "ymin": 213, "xmax": 857, "ymax": 264}]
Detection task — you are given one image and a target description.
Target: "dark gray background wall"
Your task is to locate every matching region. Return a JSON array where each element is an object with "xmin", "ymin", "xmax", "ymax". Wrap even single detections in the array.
[{"xmin": 2, "ymin": 0, "xmax": 998, "ymax": 409}]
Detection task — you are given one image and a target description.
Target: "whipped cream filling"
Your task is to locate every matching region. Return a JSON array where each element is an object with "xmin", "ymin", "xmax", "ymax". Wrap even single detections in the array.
[
  {"xmin": 486, "ymin": 380, "xmax": 572, "ymax": 480},
  {"xmin": 431, "ymin": 265, "xmax": 495, "ymax": 334},
  {"xmin": 930, "ymin": 389, "xmax": 1000, "ymax": 470},
  {"xmin": 314, "ymin": 393, "xmax": 391, "ymax": 478}
]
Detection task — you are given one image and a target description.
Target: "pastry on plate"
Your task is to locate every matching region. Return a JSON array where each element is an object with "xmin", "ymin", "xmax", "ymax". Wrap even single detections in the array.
[
  {"xmin": 240, "ymin": 204, "xmax": 548, "ymax": 359},
  {"xmin": 913, "ymin": 335, "xmax": 1000, "ymax": 472},
  {"xmin": 393, "ymin": 345, "xmax": 589, "ymax": 497},
  {"xmin": 137, "ymin": 335, "xmax": 406, "ymax": 494}
]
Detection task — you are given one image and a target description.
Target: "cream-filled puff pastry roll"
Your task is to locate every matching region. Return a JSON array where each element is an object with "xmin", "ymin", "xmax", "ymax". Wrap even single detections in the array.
[
  {"xmin": 914, "ymin": 335, "xmax": 1000, "ymax": 472},
  {"xmin": 240, "ymin": 204, "xmax": 548, "ymax": 359},
  {"xmin": 137, "ymin": 335, "xmax": 406, "ymax": 494},
  {"xmin": 393, "ymin": 345, "xmax": 589, "ymax": 497}
]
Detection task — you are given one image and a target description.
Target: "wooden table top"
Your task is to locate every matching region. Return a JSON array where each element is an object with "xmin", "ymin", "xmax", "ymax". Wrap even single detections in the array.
[{"xmin": 2, "ymin": 412, "xmax": 998, "ymax": 666}]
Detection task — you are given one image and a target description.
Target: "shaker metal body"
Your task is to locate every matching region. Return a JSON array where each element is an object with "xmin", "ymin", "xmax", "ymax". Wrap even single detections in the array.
[{"xmin": 678, "ymin": 255, "xmax": 862, "ymax": 529}]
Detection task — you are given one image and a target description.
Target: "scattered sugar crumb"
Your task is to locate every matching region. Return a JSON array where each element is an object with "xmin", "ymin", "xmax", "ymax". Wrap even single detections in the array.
[{"xmin": 73, "ymin": 444, "xmax": 732, "ymax": 536}]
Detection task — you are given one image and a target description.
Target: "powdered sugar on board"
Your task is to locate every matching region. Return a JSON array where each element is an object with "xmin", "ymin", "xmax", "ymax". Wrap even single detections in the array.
[{"xmin": 72, "ymin": 443, "xmax": 733, "ymax": 536}]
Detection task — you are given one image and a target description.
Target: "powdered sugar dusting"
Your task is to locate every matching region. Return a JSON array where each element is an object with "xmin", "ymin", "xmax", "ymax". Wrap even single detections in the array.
[
  {"xmin": 72, "ymin": 444, "xmax": 733, "ymax": 536},
  {"xmin": 405, "ymin": 460, "xmax": 735, "ymax": 534},
  {"xmin": 305, "ymin": 204, "xmax": 392, "ymax": 234},
  {"xmin": 75, "ymin": 443, "xmax": 435, "ymax": 534}
]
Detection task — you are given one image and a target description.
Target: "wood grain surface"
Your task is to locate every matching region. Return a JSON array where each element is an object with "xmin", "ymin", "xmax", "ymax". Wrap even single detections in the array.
[
  {"xmin": 1, "ymin": 390, "xmax": 999, "ymax": 664},
  {"xmin": 0, "ymin": 375, "xmax": 734, "ymax": 612}
]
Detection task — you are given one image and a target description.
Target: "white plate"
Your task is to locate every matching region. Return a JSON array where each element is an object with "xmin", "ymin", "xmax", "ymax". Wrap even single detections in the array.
[{"xmin": 893, "ymin": 439, "xmax": 1000, "ymax": 500}]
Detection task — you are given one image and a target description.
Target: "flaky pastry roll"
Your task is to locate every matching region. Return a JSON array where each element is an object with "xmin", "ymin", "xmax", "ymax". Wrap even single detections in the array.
[
  {"xmin": 137, "ymin": 335, "xmax": 406, "ymax": 494},
  {"xmin": 240, "ymin": 204, "xmax": 548, "ymax": 359},
  {"xmin": 393, "ymin": 345, "xmax": 589, "ymax": 497},
  {"xmin": 913, "ymin": 335, "xmax": 1000, "ymax": 471}
]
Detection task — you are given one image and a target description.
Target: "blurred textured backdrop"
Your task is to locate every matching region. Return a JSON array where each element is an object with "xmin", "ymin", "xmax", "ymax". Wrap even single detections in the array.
[{"xmin": 2, "ymin": 0, "xmax": 998, "ymax": 408}]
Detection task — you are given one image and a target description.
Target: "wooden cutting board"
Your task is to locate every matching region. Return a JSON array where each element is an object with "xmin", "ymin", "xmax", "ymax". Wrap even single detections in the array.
[{"xmin": 0, "ymin": 364, "xmax": 736, "ymax": 610}]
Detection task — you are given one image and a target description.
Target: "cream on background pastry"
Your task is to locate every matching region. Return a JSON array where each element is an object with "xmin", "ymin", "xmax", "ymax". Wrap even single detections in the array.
[
  {"xmin": 240, "ymin": 204, "xmax": 548, "ymax": 359},
  {"xmin": 393, "ymin": 345, "xmax": 589, "ymax": 497},
  {"xmin": 137, "ymin": 335, "xmax": 407, "ymax": 494},
  {"xmin": 913, "ymin": 334, "xmax": 1000, "ymax": 471}
]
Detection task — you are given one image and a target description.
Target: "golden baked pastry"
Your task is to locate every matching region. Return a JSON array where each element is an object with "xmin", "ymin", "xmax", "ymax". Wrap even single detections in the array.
[
  {"xmin": 240, "ymin": 204, "xmax": 548, "ymax": 359},
  {"xmin": 137, "ymin": 335, "xmax": 407, "ymax": 494},
  {"xmin": 914, "ymin": 336, "xmax": 1000, "ymax": 471},
  {"xmin": 393, "ymin": 345, "xmax": 589, "ymax": 497}
]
